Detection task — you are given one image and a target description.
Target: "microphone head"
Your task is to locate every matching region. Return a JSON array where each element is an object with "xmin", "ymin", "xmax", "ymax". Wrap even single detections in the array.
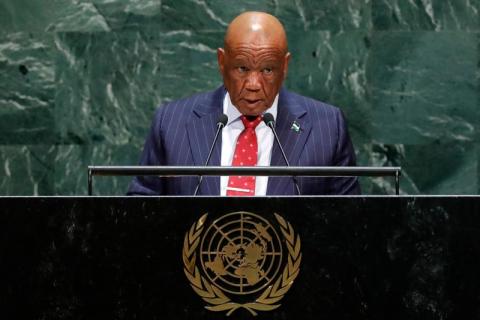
[
  {"xmin": 263, "ymin": 113, "xmax": 275, "ymax": 127},
  {"xmin": 217, "ymin": 114, "xmax": 228, "ymax": 127}
]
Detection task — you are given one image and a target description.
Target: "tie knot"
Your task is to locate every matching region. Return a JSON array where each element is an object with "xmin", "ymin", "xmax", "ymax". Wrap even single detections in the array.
[{"xmin": 241, "ymin": 115, "xmax": 262, "ymax": 129}]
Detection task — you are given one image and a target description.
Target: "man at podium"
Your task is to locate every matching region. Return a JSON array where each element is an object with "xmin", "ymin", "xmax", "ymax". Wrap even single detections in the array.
[{"xmin": 128, "ymin": 11, "xmax": 360, "ymax": 196}]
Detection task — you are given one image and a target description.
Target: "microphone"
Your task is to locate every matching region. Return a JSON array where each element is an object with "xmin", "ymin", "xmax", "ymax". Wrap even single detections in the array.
[
  {"xmin": 193, "ymin": 114, "xmax": 228, "ymax": 196},
  {"xmin": 263, "ymin": 113, "xmax": 301, "ymax": 195}
]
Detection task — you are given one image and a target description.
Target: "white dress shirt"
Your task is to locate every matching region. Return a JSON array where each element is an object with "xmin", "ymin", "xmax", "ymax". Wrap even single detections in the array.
[{"xmin": 220, "ymin": 92, "xmax": 278, "ymax": 196}]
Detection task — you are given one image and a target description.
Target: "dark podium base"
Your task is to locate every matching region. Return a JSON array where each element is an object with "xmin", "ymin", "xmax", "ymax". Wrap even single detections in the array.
[{"xmin": 0, "ymin": 196, "xmax": 479, "ymax": 319}]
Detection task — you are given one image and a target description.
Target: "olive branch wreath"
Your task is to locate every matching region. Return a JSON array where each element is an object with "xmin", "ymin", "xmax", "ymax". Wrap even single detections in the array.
[{"xmin": 182, "ymin": 212, "xmax": 302, "ymax": 316}]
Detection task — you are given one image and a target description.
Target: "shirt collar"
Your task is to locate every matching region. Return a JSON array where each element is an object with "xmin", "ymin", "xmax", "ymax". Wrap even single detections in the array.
[{"xmin": 223, "ymin": 92, "xmax": 279, "ymax": 126}]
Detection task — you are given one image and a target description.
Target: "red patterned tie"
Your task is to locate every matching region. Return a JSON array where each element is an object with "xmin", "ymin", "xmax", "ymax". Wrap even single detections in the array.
[{"xmin": 227, "ymin": 115, "xmax": 262, "ymax": 196}]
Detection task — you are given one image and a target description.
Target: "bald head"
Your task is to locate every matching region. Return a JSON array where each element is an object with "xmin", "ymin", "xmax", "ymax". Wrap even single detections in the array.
[
  {"xmin": 218, "ymin": 12, "xmax": 291, "ymax": 116},
  {"xmin": 224, "ymin": 11, "xmax": 288, "ymax": 54}
]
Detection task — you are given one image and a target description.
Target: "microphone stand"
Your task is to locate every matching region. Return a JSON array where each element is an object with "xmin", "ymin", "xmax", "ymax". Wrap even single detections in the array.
[
  {"xmin": 193, "ymin": 114, "xmax": 228, "ymax": 196},
  {"xmin": 264, "ymin": 113, "xmax": 301, "ymax": 195}
]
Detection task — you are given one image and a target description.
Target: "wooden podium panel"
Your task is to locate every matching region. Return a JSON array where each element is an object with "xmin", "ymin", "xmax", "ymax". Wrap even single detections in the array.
[{"xmin": 0, "ymin": 196, "xmax": 479, "ymax": 319}]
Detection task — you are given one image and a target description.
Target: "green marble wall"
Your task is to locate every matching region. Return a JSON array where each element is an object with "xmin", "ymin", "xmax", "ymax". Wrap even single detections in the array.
[{"xmin": 0, "ymin": 0, "xmax": 478, "ymax": 195}]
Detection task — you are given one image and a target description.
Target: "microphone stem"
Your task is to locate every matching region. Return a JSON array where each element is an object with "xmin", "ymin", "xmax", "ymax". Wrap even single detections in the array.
[
  {"xmin": 193, "ymin": 123, "xmax": 224, "ymax": 196},
  {"xmin": 271, "ymin": 127, "xmax": 290, "ymax": 166},
  {"xmin": 268, "ymin": 123, "xmax": 301, "ymax": 196}
]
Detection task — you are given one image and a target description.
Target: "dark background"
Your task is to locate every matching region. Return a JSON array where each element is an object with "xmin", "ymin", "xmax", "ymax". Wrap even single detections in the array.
[{"xmin": 1, "ymin": 196, "xmax": 479, "ymax": 319}]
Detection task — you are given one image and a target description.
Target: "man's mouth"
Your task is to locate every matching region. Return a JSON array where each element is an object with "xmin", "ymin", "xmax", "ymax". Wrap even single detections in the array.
[{"xmin": 244, "ymin": 99, "xmax": 262, "ymax": 105}]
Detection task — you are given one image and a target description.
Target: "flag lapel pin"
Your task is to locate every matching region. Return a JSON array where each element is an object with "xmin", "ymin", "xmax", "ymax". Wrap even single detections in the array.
[{"xmin": 291, "ymin": 121, "xmax": 301, "ymax": 133}]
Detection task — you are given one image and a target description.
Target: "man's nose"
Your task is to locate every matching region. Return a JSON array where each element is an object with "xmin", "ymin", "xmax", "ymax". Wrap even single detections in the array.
[{"xmin": 245, "ymin": 72, "xmax": 261, "ymax": 91}]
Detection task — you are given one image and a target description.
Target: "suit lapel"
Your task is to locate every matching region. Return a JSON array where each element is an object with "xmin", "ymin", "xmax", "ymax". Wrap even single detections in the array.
[
  {"xmin": 186, "ymin": 88, "xmax": 225, "ymax": 195},
  {"xmin": 267, "ymin": 90, "xmax": 312, "ymax": 195}
]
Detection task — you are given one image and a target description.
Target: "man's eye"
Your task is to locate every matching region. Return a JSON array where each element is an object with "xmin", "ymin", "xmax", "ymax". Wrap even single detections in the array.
[
  {"xmin": 262, "ymin": 68, "xmax": 273, "ymax": 74},
  {"xmin": 238, "ymin": 66, "xmax": 248, "ymax": 73}
]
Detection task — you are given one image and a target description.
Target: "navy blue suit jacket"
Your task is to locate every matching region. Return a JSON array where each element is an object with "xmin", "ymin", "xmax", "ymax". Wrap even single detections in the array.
[{"xmin": 128, "ymin": 86, "xmax": 360, "ymax": 195}]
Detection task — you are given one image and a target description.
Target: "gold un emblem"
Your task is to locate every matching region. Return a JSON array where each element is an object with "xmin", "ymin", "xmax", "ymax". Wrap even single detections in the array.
[{"xmin": 182, "ymin": 211, "xmax": 302, "ymax": 316}]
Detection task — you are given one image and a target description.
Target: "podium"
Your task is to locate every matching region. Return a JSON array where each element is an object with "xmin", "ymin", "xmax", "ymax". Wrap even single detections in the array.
[{"xmin": 0, "ymin": 196, "xmax": 479, "ymax": 319}]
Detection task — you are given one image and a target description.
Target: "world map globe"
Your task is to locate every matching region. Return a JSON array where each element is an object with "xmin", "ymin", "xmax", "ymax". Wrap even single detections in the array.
[{"xmin": 200, "ymin": 211, "xmax": 284, "ymax": 295}]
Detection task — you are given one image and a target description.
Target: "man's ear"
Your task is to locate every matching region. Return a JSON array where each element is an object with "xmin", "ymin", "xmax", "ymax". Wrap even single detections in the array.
[
  {"xmin": 282, "ymin": 52, "xmax": 291, "ymax": 80},
  {"xmin": 217, "ymin": 48, "xmax": 225, "ymax": 75}
]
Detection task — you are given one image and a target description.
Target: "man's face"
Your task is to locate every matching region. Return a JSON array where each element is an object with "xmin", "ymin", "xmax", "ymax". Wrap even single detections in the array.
[{"xmin": 218, "ymin": 44, "xmax": 290, "ymax": 116}]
